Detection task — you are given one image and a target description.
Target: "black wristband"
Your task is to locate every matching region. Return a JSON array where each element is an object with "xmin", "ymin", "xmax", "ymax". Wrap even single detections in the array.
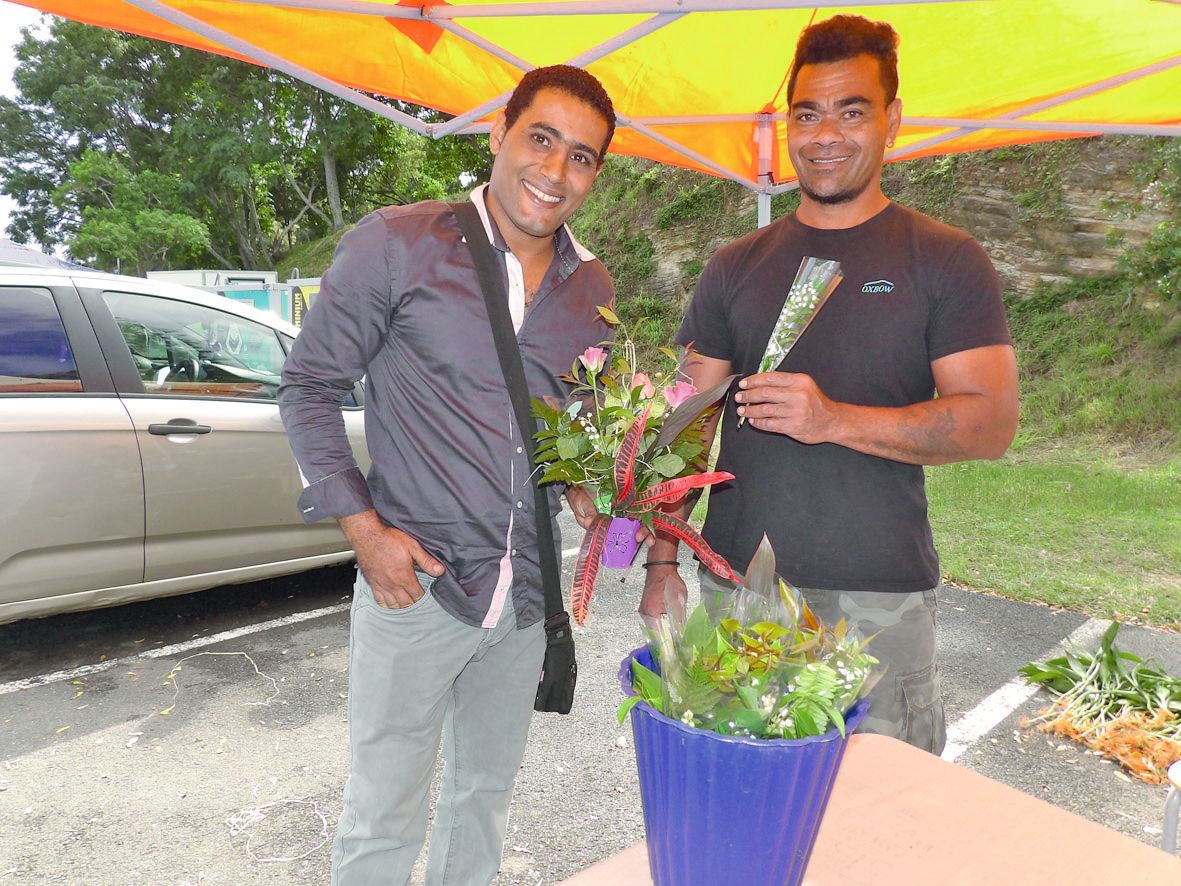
[{"xmin": 642, "ymin": 560, "xmax": 680, "ymax": 568}]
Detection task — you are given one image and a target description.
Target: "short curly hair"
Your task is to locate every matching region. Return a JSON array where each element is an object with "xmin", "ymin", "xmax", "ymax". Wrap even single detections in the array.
[
  {"xmin": 503, "ymin": 65, "xmax": 616, "ymax": 165},
  {"xmin": 786, "ymin": 15, "xmax": 900, "ymax": 106}
]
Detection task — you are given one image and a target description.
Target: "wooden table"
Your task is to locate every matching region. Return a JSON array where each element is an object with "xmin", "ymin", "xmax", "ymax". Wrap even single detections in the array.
[{"xmin": 560, "ymin": 733, "xmax": 1181, "ymax": 884}]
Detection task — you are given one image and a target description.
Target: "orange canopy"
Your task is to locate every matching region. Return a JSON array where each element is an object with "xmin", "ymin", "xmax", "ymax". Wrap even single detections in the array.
[{"xmin": 9, "ymin": 0, "xmax": 1180, "ymax": 196}]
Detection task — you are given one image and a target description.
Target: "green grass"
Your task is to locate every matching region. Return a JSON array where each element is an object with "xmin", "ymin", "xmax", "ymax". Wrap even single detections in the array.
[
  {"xmin": 928, "ymin": 454, "xmax": 1181, "ymax": 627},
  {"xmin": 1007, "ymin": 275, "xmax": 1181, "ymax": 449},
  {"xmin": 275, "ymin": 226, "xmax": 351, "ymax": 280}
]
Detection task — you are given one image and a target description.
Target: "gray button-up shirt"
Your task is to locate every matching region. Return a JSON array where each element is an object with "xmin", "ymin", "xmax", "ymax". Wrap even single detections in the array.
[{"xmin": 278, "ymin": 188, "xmax": 614, "ymax": 628}]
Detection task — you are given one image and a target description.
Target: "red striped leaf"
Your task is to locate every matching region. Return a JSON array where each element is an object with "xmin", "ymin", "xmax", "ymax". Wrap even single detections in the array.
[
  {"xmin": 629, "ymin": 471, "xmax": 735, "ymax": 511},
  {"xmin": 612, "ymin": 404, "xmax": 651, "ymax": 510},
  {"xmin": 571, "ymin": 514, "xmax": 611, "ymax": 626},
  {"xmin": 651, "ymin": 513, "xmax": 738, "ymax": 582}
]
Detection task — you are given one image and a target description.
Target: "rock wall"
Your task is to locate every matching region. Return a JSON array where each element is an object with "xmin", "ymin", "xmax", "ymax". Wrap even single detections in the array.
[
  {"xmin": 935, "ymin": 138, "xmax": 1170, "ymax": 294},
  {"xmin": 579, "ymin": 137, "xmax": 1174, "ymax": 305}
]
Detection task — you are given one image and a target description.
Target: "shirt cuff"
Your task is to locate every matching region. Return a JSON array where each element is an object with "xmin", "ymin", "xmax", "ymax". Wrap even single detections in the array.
[{"xmin": 296, "ymin": 466, "xmax": 374, "ymax": 524}]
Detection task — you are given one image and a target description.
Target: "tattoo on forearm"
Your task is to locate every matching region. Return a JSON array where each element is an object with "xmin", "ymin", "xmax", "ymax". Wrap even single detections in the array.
[{"xmin": 874, "ymin": 405, "xmax": 967, "ymax": 461}]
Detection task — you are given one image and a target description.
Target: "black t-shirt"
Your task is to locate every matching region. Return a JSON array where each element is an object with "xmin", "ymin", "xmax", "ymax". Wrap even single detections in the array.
[{"xmin": 677, "ymin": 202, "xmax": 1012, "ymax": 592}]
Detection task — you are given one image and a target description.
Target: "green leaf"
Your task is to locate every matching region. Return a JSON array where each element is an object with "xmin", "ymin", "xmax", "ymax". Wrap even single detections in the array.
[
  {"xmin": 682, "ymin": 604, "xmax": 714, "ymax": 652},
  {"xmin": 743, "ymin": 534, "xmax": 777, "ymax": 599},
  {"xmin": 632, "ymin": 660, "xmax": 664, "ymax": 704},
  {"xmin": 649, "ymin": 452, "xmax": 685, "ymax": 478},
  {"xmin": 792, "ymin": 704, "xmax": 818, "ymax": 737},
  {"xmin": 733, "ymin": 709, "xmax": 767, "ymax": 734},
  {"xmin": 597, "ymin": 305, "xmax": 621, "ymax": 325},
  {"xmin": 736, "ymin": 683, "xmax": 761, "ymax": 710},
  {"xmin": 556, "ymin": 434, "xmax": 585, "ymax": 460},
  {"xmin": 617, "ymin": 695, "xmax": 643, "ymax": 722}
]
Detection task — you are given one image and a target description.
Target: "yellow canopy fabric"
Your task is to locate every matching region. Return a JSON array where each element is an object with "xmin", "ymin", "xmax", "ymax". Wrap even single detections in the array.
[{"xmin": 8, "ymin": 0, "xmax": 1180, "ymax": 193}]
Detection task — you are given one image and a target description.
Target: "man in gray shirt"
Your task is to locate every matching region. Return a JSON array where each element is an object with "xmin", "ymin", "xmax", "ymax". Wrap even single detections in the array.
[{"xmin": 278, "ymin": 66, "xmax": 615, "ymax": 885}]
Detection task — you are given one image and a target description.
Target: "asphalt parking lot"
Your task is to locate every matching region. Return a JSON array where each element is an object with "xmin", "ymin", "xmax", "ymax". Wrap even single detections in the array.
[{"xmin": 1, "ymin": 510, "xmax": 1178, "ymax": 884}]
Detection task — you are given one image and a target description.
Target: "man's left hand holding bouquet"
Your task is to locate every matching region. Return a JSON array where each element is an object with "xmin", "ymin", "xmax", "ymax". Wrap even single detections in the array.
[{"xmin": 554, "ymin": 343, "xmax": 652, "ymax": 544}]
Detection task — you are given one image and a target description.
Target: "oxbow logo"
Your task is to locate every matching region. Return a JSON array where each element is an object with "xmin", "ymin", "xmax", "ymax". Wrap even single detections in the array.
[{"xmin": 861, "ymin": 279, "xmax": 895, "ymax": 294}]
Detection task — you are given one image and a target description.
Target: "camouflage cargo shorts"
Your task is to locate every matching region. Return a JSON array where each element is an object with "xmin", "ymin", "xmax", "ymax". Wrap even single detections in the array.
[{"xmin": 698, "ymin": 566, "xmax": 947, "ymax": 755}]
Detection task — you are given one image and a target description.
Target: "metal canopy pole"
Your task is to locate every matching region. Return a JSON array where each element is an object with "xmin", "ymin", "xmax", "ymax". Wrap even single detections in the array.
[
  {"xmin": 888, "ymin": 53, "xmax": 1181, "ymax": 160},
  {"xmin": 756, "ymin": 115, "xmax": 773, "ymax": 228},
  {"xmin": 123, "ymin": 0, "xmax": 432, "ymax": 134},
  {"xmin": 431, "ymin": 11, "xmax": 684, "ymax": 138}
]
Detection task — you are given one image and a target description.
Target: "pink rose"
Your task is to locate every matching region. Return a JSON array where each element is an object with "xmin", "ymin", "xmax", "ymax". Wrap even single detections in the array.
[
  {"xmin": 579, "ymin": 346, "xmax": 607, "ymax": 373},
  {"xmin": 662, "ymin": 380, "xmax": 697, "ymax": 409},
  {"xmin": 632, "ymin": 372, "xmax": 656, "ymax": 399}
]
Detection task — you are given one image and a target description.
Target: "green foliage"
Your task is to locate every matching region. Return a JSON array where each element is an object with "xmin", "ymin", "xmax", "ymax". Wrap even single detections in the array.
[
  {"xmin": 275, "ymin": 225, "xmax": 350, "ymax": 279},
  {"xmin": 1105, "ymin": 139, "xmax": 1181, "ymax": 304},
  {"xmin": 621, "ymin": 539, "xmax": 877, "ymax": 740},
  {"xmin": 1006, "ymin": 275, "xmax": 1181, "ymax": 447},
  {"xmin": 0, "ymin": 19, "xmax": 487, "ymax": 271},
  {"xmin": 984, "ymin": 142, "xmax": 1073, "ymax": 222},
  {"xmin": 54, "ymin": 151, "xmax": 210, "ymax": 274},
  {"xmin": 883, "ymin": 154, "xmax": 959, "ymax": 218},
  {"xmin": 1020, "ymin": 623, "xmax": 1180, "ymax": 781},
  {"xmin": 927, "ymin": 455, "xmax": 1181, "ymax": 626},
  {"xmin": 610, "ymin": 232, "xmax": 658, "ymax": 291},
  {"xmin": 770, "ymin": 188, "xmax": 801, "ymax": 221},
  {"xmin": 613, "ymin": 292, "xmax": 680, "ymax": 375},
  {"xmin": 656, "ymin": 179, "xmax": 726, "ymax": 229},
  {"xmin": 1022, "ymin": 623, "xmax": 1181, "ymax": 727},
  {"xmin": 568, "ymin": 156, "xmax": 652, "ymax": 246}
]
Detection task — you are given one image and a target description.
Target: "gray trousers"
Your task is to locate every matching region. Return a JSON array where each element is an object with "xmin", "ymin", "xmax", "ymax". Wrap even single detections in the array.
[
  {"xmin": 332, "ymin": 570, "xmax": 546, "ymax": 885},
  {"xmin": 698, "ymin": 566, "xmax": 947, "ymax": 755}
]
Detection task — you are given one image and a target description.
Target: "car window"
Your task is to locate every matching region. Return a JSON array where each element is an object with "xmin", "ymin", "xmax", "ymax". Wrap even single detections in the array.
[
  {"xmin": 102, "ymin": 290, "xmax": 285, "ymax": 400},
  {"xmin": 0, "ymin": 286, "xmax": 84, "ymax": 394}
]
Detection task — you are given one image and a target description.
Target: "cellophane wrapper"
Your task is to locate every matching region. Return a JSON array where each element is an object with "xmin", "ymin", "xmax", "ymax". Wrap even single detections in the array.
[
  {"xmin": 756, "ymin": 256, "xmax": 843, "ymax": 374},
  {"xmin": 647, "ymin": 574, "xmax": 878, "ymax": 740}
]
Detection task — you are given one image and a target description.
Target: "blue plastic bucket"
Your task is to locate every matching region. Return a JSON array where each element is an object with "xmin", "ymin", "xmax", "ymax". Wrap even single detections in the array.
[{"xmin": 619, "ymin": 646, "xmax": 867, "ymax": 886}]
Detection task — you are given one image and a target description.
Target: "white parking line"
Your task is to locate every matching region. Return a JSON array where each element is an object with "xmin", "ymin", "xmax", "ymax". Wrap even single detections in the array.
[
  {"xmin": 941, "ymin": 617, "xmax": 1111, "ymax": 762},
  {"xmin": 9, "ymin": 555, "xmax": 1095, "ymax": 759},
  {"xmin": 2, "ymin": 549, "xmax": 586, "ymax": 697},
  {"xmin": 0, "ymin": 602, "xmax": 352, "ymax": 696}
]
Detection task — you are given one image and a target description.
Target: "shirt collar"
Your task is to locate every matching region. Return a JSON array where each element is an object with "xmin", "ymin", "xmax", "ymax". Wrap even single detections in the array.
[{"xmin": 469, "ymin": 184, "xmax": 596, "ymax": 264}]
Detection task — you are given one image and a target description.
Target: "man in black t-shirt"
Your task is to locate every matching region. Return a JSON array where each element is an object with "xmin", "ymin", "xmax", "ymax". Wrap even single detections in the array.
[{"xmin": 641, "ymin": 15, "xmax": 1018, "ymax": 755}]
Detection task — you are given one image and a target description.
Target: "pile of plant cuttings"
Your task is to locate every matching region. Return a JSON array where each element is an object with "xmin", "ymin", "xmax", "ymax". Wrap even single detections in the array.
[{"xmin": 1020, "ymin": 623, "xmax": 1181, "ymax": 783}]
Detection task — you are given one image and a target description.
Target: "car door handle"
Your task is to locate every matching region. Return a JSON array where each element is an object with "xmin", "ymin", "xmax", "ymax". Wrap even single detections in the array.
[{"xmin": 148, "ymin": 419, "xmax": 213, "ymax": 436}]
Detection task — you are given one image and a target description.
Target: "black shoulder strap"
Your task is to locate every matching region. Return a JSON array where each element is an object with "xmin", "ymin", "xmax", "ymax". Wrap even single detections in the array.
[{"xmin": 451, "ymin": 201, "xmax": 565, "ymax": 621}]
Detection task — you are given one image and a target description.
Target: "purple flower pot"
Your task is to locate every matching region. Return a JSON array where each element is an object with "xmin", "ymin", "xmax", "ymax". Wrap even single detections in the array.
[
  {"xmin": 600, "ymin": 516, "xmax": 641, "ymax": 568},
  {"xmin": 619, "ymin": 646, "xmax": 866, "ymax": 886}
]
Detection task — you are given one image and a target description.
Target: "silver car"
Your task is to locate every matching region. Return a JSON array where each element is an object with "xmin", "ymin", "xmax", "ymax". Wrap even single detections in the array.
[{"xmin": 0, "ymin": 266, "xmax": 368, "ymax": 624}]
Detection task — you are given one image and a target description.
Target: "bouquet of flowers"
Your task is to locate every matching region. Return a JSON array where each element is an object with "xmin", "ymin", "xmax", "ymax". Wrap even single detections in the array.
[
  {"xmin": 620, "ymin": 535, "xmax": 879, "ymax": 740},
  {"xmin": 532, "ymin": 306, "xmax": 738, "ymax": 625},
  {"xmin": 739, "ymin": 256, "xmax": 843, "ymax": 426}
]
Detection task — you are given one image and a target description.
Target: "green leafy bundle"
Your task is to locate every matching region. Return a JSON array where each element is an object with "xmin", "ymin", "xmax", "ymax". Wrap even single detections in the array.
[
  {"xmin": 620, "ymin": 536, "xmax": 878, "ymax": 740},
  {"xmin": 1021, "ymin": 623, "xmax": 1181, "ymax": 783}
]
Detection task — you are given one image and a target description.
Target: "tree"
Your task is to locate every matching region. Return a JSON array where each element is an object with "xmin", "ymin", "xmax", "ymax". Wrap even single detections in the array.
[
  {"xmin": 54, "ymin": 151, "xmax": 209, "ymax": 274},
  {"xmin": 0, "ymin": 15, "xmax": 496, "ymax": 272}
]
